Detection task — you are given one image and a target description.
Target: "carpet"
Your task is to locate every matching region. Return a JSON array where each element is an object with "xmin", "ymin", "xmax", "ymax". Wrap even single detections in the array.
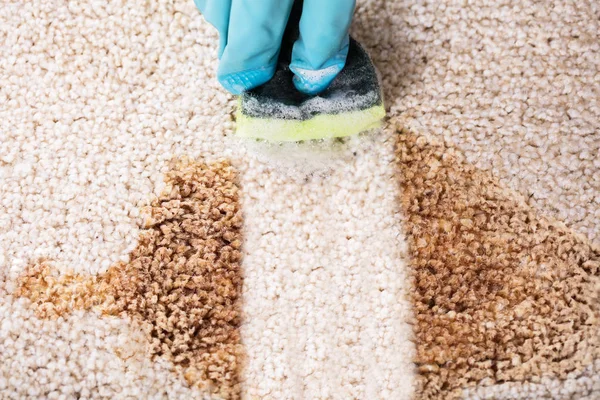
[{"xmin": 0, "ymin": 0, "xmax": 598, "ymax": 399}]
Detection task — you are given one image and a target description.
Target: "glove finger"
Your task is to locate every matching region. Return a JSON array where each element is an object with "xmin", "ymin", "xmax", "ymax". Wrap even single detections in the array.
[
  {"xmin": 291, "ymin": 0, "xmax": 356, "ymax": 95},
  {"xmin": 194, "ymin": 0, "xmax": 232, "ymax": 57},
  {"xmin": 218, "ymin": 0, "xmax": 295, "ymax": 95}
]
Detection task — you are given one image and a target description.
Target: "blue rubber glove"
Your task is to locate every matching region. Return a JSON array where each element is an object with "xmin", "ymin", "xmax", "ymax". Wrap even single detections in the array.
[{"xmin": 194, "ymin": 0, "xmax": 356, "ymax": 95}]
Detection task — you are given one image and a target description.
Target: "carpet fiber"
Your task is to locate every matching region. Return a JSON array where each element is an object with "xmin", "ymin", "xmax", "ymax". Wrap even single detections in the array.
[{"xmin": 0, "ymin": 0, "xmax": 598, "ymax": 399}]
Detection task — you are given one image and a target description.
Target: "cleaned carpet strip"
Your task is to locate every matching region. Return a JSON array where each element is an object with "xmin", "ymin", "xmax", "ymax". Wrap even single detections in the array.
[
  {"xmin": 396, "ymin": 128, "xmax": 600, "ymax": 399},
  {"xmin": 237, "ymin": 132, "xmax": 416, "ymax": 399},
  {"xmin": 14, "ymin": 160, "xmax": 243, "ymax": 399}
]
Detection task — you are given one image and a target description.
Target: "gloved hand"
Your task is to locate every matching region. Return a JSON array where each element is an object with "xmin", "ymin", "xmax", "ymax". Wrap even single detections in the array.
[{"xmin": 194, "ymin": 0, "xmax": 356, "ymax": 95}]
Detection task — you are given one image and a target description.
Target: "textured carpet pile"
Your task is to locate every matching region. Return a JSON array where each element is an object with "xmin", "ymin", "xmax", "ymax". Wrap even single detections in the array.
[{"xmin": 0, "ymin": 0, "xmax": 598, "ymax": 399}]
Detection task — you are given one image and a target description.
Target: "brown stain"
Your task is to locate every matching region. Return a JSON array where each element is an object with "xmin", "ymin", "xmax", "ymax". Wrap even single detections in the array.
[
  {"xmin": 16, "ymin": 159, "xmax": 244, "ymax": 400},
  {"xmin": 396, "ymin": 129, "xmax": 600, "ymax": 399}
]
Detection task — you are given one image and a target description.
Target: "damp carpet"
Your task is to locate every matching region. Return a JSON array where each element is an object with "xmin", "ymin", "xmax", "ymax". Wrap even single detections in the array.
[{"xmin": 0, "ymin": 0, "xmax": 599, "ymax": 399}]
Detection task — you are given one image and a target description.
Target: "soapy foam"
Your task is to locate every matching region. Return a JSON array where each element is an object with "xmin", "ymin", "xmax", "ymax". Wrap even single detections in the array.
[
  {"xmin": 242, "ymin": 90, "xmax": 381, "ymax": 121},
  {"xmin": 231, "ymin": 132, "xmax": 381, "ymax": 178}
]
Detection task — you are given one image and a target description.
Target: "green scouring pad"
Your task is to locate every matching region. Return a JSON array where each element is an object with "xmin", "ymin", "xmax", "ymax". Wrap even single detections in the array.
[{"xmin": 236, "ymin": 3, "xmax": 385, "ymax": 142}]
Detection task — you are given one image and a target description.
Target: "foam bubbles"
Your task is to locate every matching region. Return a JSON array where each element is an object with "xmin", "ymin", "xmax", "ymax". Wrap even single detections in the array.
[{"xmin": 232, "ymin": 129, "xmax": 382, "ymax": 178}]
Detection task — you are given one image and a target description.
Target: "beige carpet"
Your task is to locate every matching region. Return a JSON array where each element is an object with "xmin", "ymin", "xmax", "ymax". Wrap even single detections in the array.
[{"xmin": 1, "ymin": 0, "xmax": 598, "ymax": 399}]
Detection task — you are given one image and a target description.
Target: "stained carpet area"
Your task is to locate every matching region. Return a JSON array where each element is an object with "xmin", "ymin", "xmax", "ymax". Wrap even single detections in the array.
[
  {"xmin": 15, "ymin": 160, "xmax": 243, "ymax": 399},
  {"xmin": 396, "ymin": 127, "xmax": 600, "ymax": 399}
]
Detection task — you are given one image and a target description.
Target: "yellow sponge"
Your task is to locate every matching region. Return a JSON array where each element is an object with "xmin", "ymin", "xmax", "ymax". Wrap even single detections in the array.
[
  {"xmin": 236, "ymin": 103, "xmax": 385, "ymax": 142},
  {"xmin": 236, "ymin": 36, "xmax": 385, "ymax": 142}
]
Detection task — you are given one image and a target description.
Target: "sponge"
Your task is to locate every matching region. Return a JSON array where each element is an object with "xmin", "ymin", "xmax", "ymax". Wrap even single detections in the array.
[{"xmin": 235, "ymin": 2, "xmax": 385, "ymax": 142}]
